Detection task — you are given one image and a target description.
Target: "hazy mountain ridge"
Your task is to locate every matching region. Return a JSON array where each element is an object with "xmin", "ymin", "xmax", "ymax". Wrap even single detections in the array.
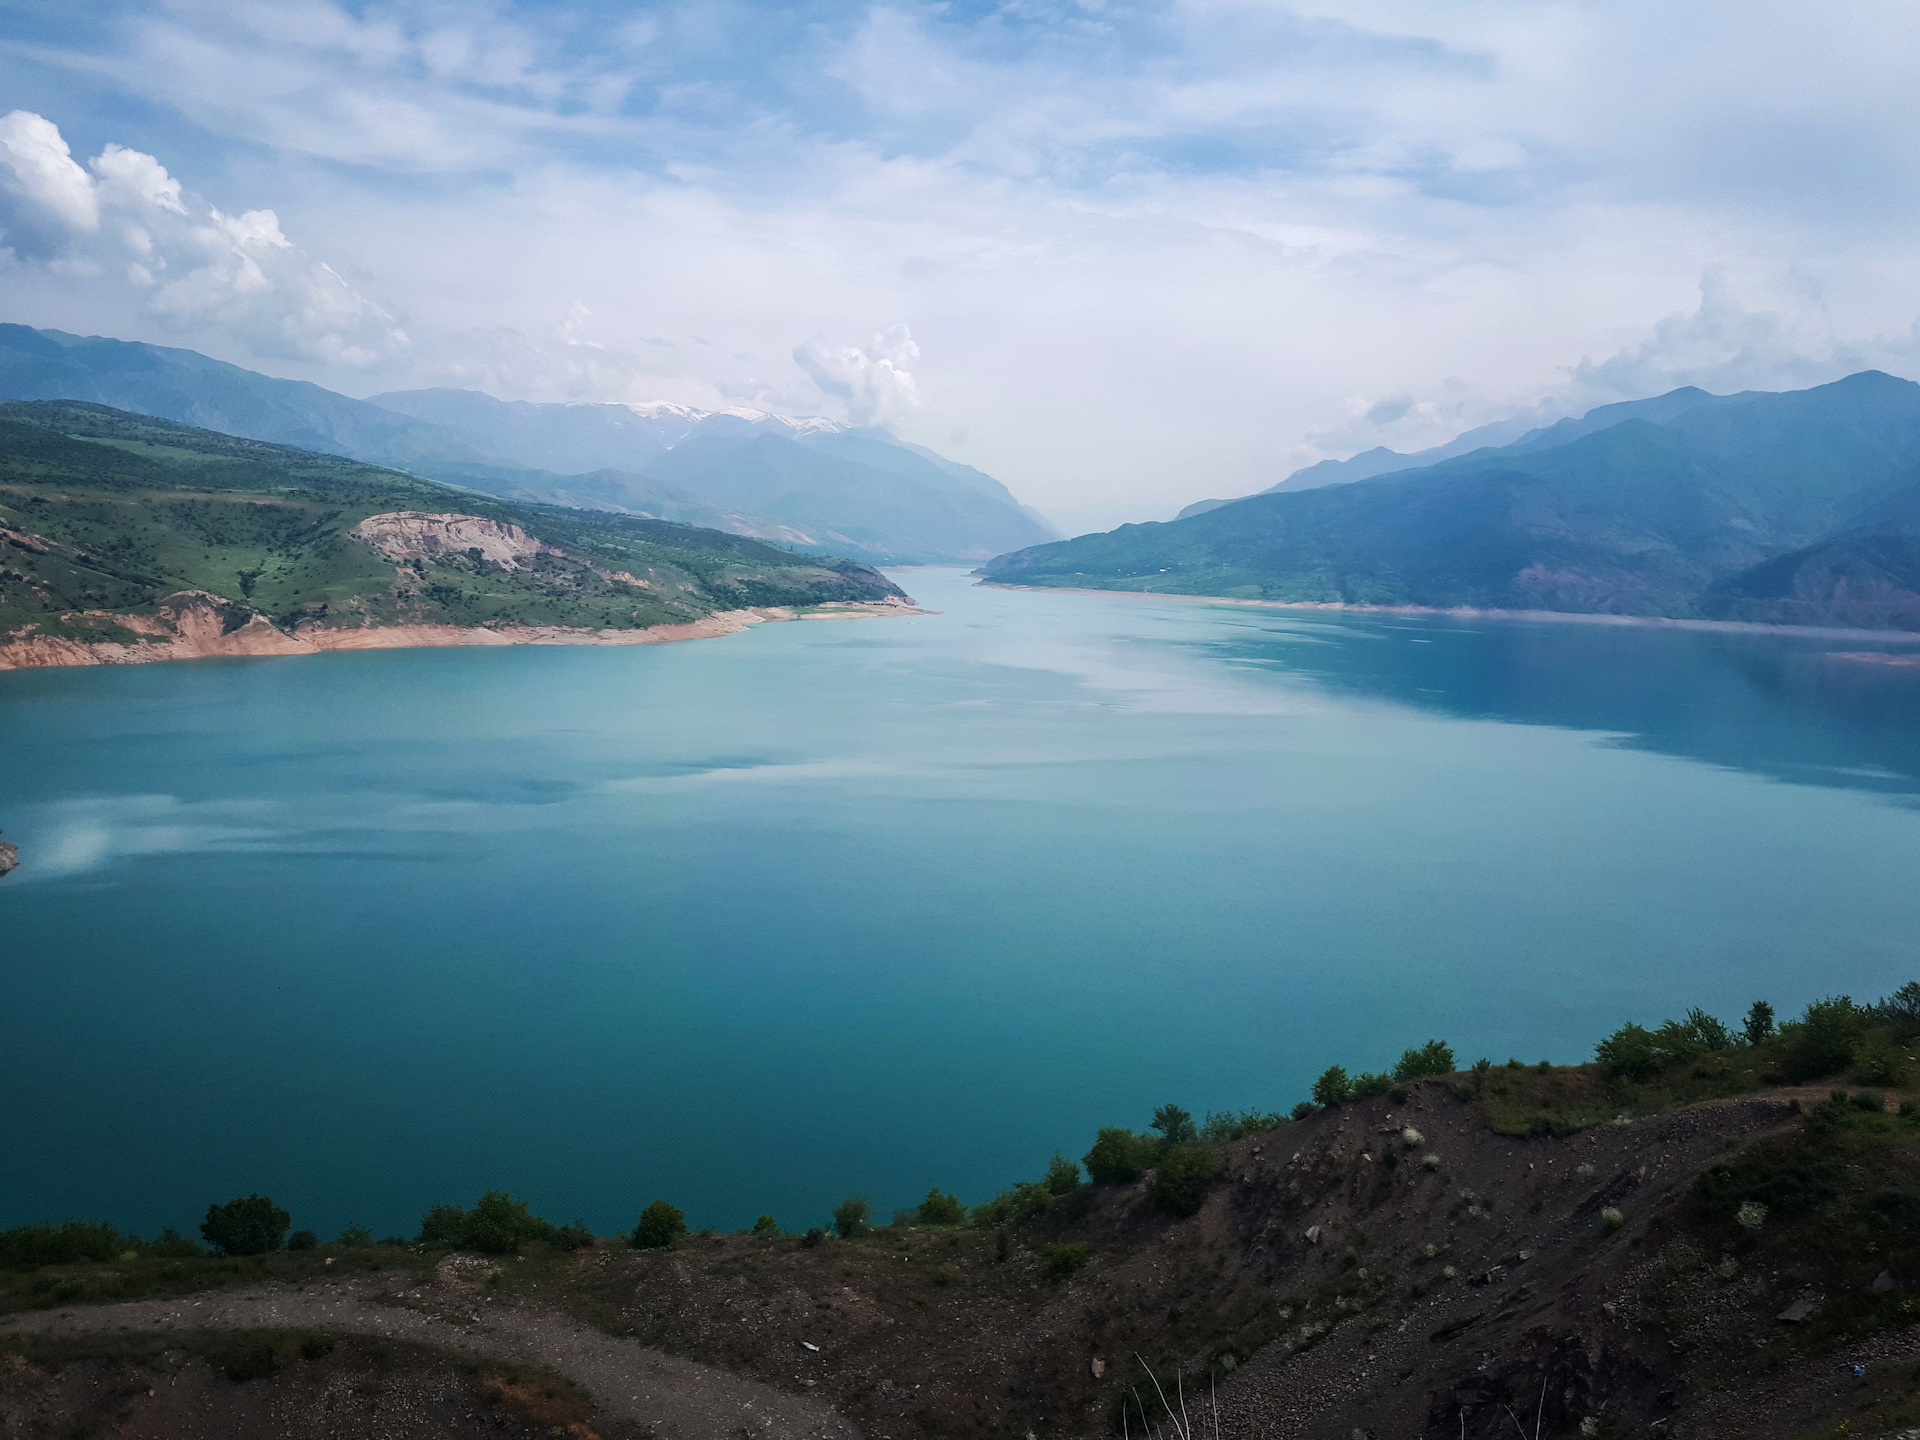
[
  {"xmin": 0, "ymin": 326, "xmax": 1053, "ymax": 564},
  {"xmin": 983, "ymin": 370, "xmax": 1920, "ymax": 630}
]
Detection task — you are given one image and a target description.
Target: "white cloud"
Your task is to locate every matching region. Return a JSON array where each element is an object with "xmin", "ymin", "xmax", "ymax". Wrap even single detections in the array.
[
  {"xmin": 0, "ymin": 110, "xmax": 402, "ymax": 366},
  {"xmin": 794, "ymin": 323, "xmax": 922, "ymax": 425}
]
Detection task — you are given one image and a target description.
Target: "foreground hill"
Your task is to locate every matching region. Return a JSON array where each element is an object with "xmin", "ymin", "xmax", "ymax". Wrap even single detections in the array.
[
  {"xmin": 0, "ymin": 400, "xmax": 909, "ymax": 670},
  {"xmin": 0, "ymin": 325, "xmax": 1055, "ymax": 563},
  {"xmin": 985, "ymin": 371, "xmax": 1920, "ymax": 629},
  {"xmin": 8, "ymin": 989, "xmax": 1920, "ymax": 1438}
]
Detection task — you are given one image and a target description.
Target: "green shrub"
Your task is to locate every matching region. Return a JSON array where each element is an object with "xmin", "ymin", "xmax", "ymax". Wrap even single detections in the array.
[
  {"xmin": 1744, "ymin": 1000, "xmax": 1776, "ymax": 1046},
  {"xmin": 632, "ymin": 1200, "xmax": 687, "ymax": 1249},
  {"xmin": 1290, "ymin": 1101, "xmax": 1318, "ymax": 1121},
  {"xmin": 1044, "ymin": 1152, "xmax": 1081, "ymax": 1196},
  {"xmin": 969, "ymin": 1181, "xmax": 1052, "ymax": 1229},
  {"xmin": 286, "ymin": 1230, "xmax": 318, "ymax": 1251},
  {"xmin": 1199, "ymin": 1108, "xmax": 1286, "ymax": 1143},
  {"xmin": 1655, "ymin": 1008, "xmax": 1735, "ymax": 1056},
  {"xmin": 201, "ymin": 1195, "xmax": 291, "ymax": 1257},
  {"xmin": 1151, "ymin": 1144, "xmax": 1218, "ymax": 1217},
  {"xmin": 1311, "ymin": 1066, "xmax": 1352, "ymax": 1106},
  {"xmin": 1150, "ymin": 1104, "xmax": 1198, "ymax": 1147},
  {"xmin": 335, "ymin": 1223, "xmax": 373, "ymax": 1247},
  {"xmin": 1595, "ymin": 1022, "xmax": 1661, "ymax": 1079},
  {"xmin": 0, "ymin": 1221, "xmax": 128, "ymax": 1270},
  {"xmin": 831, "ymin": 1196, "xmax": 871, "ymax": 1239},
  {"xmin": 1853, "ymin": 1031, "xmax": 1910, "ymax": 1087},
  {"xmin": 1782, "ymin": 997, "xmax": 1872, "ymax": 1081},
  {"xmin": 750, "ymin": 1214, "xmax": 782, "ymax": 1237},
  {"xmin": 916, "ymin": 1188, "xmax": 964, "ymax": 1226},
  {"xmin": 1350, "ymin": 1071, "xmax": 1393, "ymax": 1099},
  {"xmin": 1877, "ymin": 982, "xmax": 1920, "ymax": 1039},
  {"xmin": 1394, "ymin": 1039, "xmax": 1456, "ymax": 1080},
  {"xmin": 1084, "ymin": 1128, "xmax": 1157, "ymax": 1184},
  {"xmin": 1046, "ymin": 1242, "xmax": 1090, "ymax": 1279},
  {"xmin": 419, "ymin": 1191, "xmax": 570, "ymax": 1254},
  {"xmin": 801, "ymin": 1227, "xmax": 825, "ymax": 1247}
]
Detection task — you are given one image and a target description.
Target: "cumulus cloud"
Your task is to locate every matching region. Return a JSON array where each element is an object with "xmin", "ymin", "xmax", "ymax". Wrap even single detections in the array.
[
  {"xmin": 793, "ymin": 324, "xmax": 922, "ymax": 425},
  {"xmin": 0, "ymin": 110, "xmax": 402, "ymax": 366}
]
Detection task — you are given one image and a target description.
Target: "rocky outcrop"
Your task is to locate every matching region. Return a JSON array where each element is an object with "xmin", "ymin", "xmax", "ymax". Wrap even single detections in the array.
[
  {"xmin": 348, "ymin": 512, "xmax": 564, "ymax": 570},
  {"xmin": 0, "ymin": 832, "xmax": 16, "ymax": 878}
]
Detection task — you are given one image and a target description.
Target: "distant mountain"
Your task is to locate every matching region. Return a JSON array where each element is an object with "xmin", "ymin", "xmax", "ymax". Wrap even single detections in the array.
[
  {"xmin": 1172, "ymin": 386, "xmax": 1752, "ymax": 519},
  {"xmin": 0, "ymin": 325, "xmax": 1053, "ymax": 563},
  {"xmin": 981, "ymin": 371, "xmax": 1920, "ymax": 630}
]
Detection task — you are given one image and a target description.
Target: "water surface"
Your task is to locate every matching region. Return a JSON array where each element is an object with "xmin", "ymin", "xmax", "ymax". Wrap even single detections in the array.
[{"xmin": 5, "ymin": 570, "xmax": 1920, "ymax": 1238}]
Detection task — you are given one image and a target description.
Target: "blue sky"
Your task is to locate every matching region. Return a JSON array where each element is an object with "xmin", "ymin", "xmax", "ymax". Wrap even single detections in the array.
[{"xmin": 4, "ymin": 1, "xmax": 1920, "ymax": 521}]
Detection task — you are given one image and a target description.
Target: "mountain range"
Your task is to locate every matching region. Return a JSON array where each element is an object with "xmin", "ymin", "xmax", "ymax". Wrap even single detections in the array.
[
  {"xmin": 0, "ymin": 325, "xmax": 1054, "ymax": 564},
  {"xmin": 982, "ymin": 371, "xmax": 1920, "ymax": 631}
]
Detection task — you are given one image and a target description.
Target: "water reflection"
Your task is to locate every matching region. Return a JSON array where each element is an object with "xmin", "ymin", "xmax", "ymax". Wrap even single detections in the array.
[{"xmin": 1205, "ymin": 609, "xmax": 1920, "ymax": 796}]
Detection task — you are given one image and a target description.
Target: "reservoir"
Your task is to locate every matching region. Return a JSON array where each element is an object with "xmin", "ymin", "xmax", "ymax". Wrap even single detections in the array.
[{"xmin": 4, "ymin": 569, "xmax": 1920, "ymax": 1239}]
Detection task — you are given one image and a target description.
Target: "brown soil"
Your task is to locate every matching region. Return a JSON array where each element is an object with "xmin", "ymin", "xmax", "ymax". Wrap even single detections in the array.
[{"xmin": 10, "ymin": 1075, "xmax": 1920, "ymax": 1439}]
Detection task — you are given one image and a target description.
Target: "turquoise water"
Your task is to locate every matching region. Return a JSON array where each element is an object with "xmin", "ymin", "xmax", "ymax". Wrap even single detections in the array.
[{"xmin": 5, "ymin": 569, "xmax": 1920, "ymax": 1240}]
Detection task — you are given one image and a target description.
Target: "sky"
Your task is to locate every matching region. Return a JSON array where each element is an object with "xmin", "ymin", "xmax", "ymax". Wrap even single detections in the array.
[{"xmin": 3, "ymin": 2, "xmax": 1920, "ymax": 527}]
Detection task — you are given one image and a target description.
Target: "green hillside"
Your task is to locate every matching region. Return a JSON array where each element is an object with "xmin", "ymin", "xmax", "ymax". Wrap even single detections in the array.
[
  {"xmin": 981, "ymin": 371, "xmax": 1920, "ymax": 627},
  {"xmin": 0, "ymin": 401, "xmax": 903, "ymax": 651}
]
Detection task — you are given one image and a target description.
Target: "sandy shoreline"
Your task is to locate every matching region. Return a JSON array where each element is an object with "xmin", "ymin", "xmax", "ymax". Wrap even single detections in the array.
[
  {"xmin": 978, "ymin": 581, "xmax": 1920, "ymax": 648},
  {"xmin": 0, "ymin": 596, "xmax": 923, "ymax": 673}
]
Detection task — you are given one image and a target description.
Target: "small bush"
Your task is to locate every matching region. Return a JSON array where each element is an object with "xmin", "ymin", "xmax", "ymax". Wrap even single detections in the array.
[
  {"xmin": 831, "ymin": 1196, "xmax": 871, "ymax": 1239},
  {"xmin": 1044, "ymin": 1152, "xmax": 1081, "ymax": 1196},
  {"xmin": 1782, "ymin": 996, "xmax": 1872, "ymax": 1081},
  {"xmin": 335, "ymin": 1223, "xmax": 373, "ymax": 1247},
  {"xmin": 1596, "ymin": 1023, "xmax": 1661, "ymax": 1080},
  {"xmin": 420, "ymin": 1191, "xmax": 571, "ymax": 1254},
  {"xmin": 0, "ymin": 1221, "xmax": 128, "ymax": 1270},
  {"xmin": 970, "ymin": 1181, "xmax": 1052, "ymax": 1229},
  {"xmin": 632, "ymin": 1200, "xmax": 687, "ymax": 1249},
  {"xmin": 1290, "ymin": 1101, "xmax": 1318, "ymax": 1122},
  {"xmin": 916, "ymin": 1188, "xmax": 965, "ymax": 1226},
  {"xmin": 1200, "ymin": 1109, "xmax": 1286, "ymax": 1143},
  {"xmin": 1151, "ymin": 1144, "xmax": 1218, "ymax": 1217},
  {"xmin": 1394, "ymin": 1040, "xmax": 1456, "ymax": 1081},
  {"xmin": 1744, "ymin": 1000, "xmax": 1776, "ymax": 1046},
  {"xmin": 1853, "ymin": 1032, "xmax": 1909, "ymax": 1088},
  {"xmin": 1851, "ymin": 1089, "xmax": 1888, "ymax": 1113},
  {"xmin": 1311, "ymin": 1066, "xmax": 1352, "ymax": 1107},
  {"xmin": 1046, "ymin": 1242, "xmax": 1090, "ymax": 1279},
  {"xmin": 286, "ymin": 1230, "xmax": 318, "ymax": 1251},
  {"xmin": 1421, "ymin": 1153, "xmax": 1442, "ymax": 1171},
  {"xmin": 1600, "ymin": 1208, "xmax": 1624, "ymax": 1231},
  {"xmin": 800, "ymin": 1227, "xmax": 825, "ymax": 1247},
  {"xmin": 1400, "ymin": 1127, "xmax": 1424, "ymax": 1148},
  {"xmin": 1351, "ymin": 1071, "xmax": 1393, "ymax": 1099},
  {"xmin": 750, "ymin": 1214, "xmax": 781, "ymax": 1237},
  {"xmin": 1735, "ymin": 1200, "xmax": 1768, "ymax": 1231},
  {"xmin": 298, "ymin": 1333, "xmax": 335, "ymax": 1361},
  {"xmin": 201, "ymin": 1195, "xmax": 291, "ymax": 1257},
  {"xmin": 1877, "ymin": 981, "xmax": 1920, "ymax": 1039},
  {"xmin": 1083, "ymin": 1128, "xmax": 1157, "ymax": 1185}
]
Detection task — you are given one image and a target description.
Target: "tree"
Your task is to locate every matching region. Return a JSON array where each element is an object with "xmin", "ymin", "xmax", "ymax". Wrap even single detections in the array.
[
  {"xmin": 1150, "ymin": 1104, "xmax": 1198, "ymax": 1147},
  {"xmin": 1877, "ymin": 982, "xmax": 1920, "ymax": 1039},
  {"xmin": 831, "ymin": 1195, "xmax": 871, "ymax": 1239},
  {"xmin": 1311, "ymin": 1066, "xmax": 1352, "ymax": 1107},
  {"xmin": 1083, "ymin": 1128, "xmax": 1153, "ymax": 1185},
  {"xmin": 750, "ymin": 1214, "xmax": 782, "ymax": 1237},
  {"xmin": 1393, "ymin": 1040, "xmax": 1457, "ymax": 1081},
  {"xmin": 201, "ymin": 1194, "xmax": 291, "ymax": 1256},
  {"xmin": 1743, "ymin": 1000, "xmax": 1776, "ymax": 1046},
  {"xmin": 1151, "ymin": 1145, "xmax": 1218, "ymax": 1217},
  {"xmin": 632, "ymin": 1199, "xmax": 688, "ymax": 1249},
  {"xmin": 916, "ymin": 1188, "xmax": 965, "ymax": 1226},
  {"xmin": 1044, "ymin": 1152, "xmax": 1081, "ymax": 1196}
]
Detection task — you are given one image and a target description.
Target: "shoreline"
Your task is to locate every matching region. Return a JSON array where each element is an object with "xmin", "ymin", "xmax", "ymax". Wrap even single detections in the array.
[
  {"xmin": 0, "ymin": 597, "xmax": 924, "ymax": 673},
  {"xmin": 977, "ymin": 581, "xmax": 1920, "ymax": 647}
]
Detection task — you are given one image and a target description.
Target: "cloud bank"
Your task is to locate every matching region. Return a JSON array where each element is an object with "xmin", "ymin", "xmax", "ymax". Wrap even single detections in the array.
[{"xmin": 3, "ymin": 2, "xmax": 1920, "ymax": 509}]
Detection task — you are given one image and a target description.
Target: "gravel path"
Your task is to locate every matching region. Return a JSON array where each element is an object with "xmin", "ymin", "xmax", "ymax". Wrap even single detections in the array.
[{"xmin": 0, "ymin": 1271, "xmax": 860, "ymax": 1440}]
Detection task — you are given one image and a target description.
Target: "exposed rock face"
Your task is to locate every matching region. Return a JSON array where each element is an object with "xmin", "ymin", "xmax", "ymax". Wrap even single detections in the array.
[
  {"xmin": 349, "ymin": 512, "xmax": 563, "ymax": 570},
  {"xmin": 0, "ymin": 835, "xmax": 16, "ymax": 877}
]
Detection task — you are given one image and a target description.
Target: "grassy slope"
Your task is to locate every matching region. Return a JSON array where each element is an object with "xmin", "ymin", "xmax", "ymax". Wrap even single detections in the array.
[{"xmin": 0, "ymin": 400, "xmax": 903, "ymax": 645}]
